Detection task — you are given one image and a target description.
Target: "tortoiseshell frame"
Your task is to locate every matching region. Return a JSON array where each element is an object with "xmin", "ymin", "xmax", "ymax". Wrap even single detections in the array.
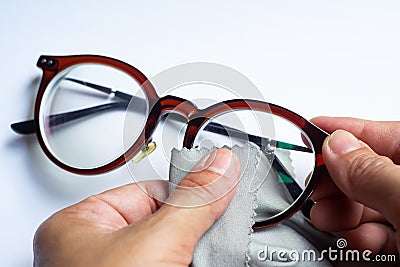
[{"xmin": 28, "ymin": 55, "xmax": 328, "ymax": 229}]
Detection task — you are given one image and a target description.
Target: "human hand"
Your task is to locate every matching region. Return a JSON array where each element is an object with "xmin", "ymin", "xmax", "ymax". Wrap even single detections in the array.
[
  {"xmin": 33, "ymin": 148, "xmax": 240, "ymax": 267},
  {"xmin": 310, "ymin": 117, "xmax": 400, "ymax": 255}
]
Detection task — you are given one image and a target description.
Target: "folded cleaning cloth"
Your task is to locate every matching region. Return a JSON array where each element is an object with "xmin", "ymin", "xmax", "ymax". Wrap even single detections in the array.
[{"xmin": 169, "ymin": 144, "xmax": 336, "ymax": 266}]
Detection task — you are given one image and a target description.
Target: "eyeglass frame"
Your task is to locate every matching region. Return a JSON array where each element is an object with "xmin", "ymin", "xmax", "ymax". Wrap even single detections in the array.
[{"xmin": 11, "ymin": 54, "xmax": 329, "ymax": 229}]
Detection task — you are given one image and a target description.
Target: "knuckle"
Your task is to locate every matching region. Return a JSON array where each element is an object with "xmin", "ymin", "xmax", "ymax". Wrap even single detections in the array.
[
  {"xmin": 179, "ymin": 170, "xmax": 220, "ymax": 188},
  {"xmin": 33, "ymin": 214, "xmax": 60, "ymax": 250},
  {"xmin": 176, "ymin": 170, "xmax": 229, "ymax": 210},
  {"xmin": 346, "ymin": 151, "xmax": 392, "ymax": 189},
  {"xmin": 393, "ymin": 141, "xmax": 400, "ymax": 164}
]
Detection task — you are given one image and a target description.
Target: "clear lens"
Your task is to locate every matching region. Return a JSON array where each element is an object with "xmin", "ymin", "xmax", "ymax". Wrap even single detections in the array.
[
  {"xmin": 39, "ymin": 63, "xmax": 148, "ymax": 169},
  {"xmin": 124, "ymin": 107, "xmax": 188, "ymax": 182},
  {"xmin": 193, "ymin": 108, "xmax": 315, "ymax": 220}
]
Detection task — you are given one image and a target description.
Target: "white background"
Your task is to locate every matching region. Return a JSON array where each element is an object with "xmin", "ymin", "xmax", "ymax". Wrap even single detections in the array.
[{"xmin": 1, "ymin": 1, "xmax": 399, "ymax": 266}]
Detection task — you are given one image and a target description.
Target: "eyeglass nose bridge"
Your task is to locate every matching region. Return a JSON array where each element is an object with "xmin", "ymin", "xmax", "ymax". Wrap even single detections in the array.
[
  {"xmin": 141, "ymin": 94, "xmax": 199, "ymax": 142},
  {"xmin": 158, "ymin": 95, "xmax": 199, "ymax": 119}
]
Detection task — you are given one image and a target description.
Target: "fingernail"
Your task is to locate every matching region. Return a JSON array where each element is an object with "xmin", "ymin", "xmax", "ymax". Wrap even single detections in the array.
[
  {"xmin": 194, "ymin": 148, "xmax": 238, "ymax": 177},
  {"xmin": 327, "ymin": 130, "xmax": 362, "ymax": 155}
]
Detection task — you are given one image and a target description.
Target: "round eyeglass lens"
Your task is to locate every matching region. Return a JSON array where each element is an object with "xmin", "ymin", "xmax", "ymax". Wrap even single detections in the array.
[
  {"xmin": 193, "ymin": 108, "xmax": 315, "ymax": 221},
  {"xmin": 124, "ymin": 104, "xmax": 188, "ymax": 182},
  {"xmin": 39, "ymin": 63, "xmax": 148, "ymax": 169}
]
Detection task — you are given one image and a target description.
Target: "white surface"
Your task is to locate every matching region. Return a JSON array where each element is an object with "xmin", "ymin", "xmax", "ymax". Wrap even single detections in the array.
[{"xmin": 1, "ymin": 1, "xmax": 399, "ymax": 266}]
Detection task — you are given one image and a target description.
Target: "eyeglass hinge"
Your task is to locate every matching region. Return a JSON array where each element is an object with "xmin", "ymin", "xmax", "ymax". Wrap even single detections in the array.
[{"xmin": 37, "ymin": 56, "xmax": 58, "ymax": 71}]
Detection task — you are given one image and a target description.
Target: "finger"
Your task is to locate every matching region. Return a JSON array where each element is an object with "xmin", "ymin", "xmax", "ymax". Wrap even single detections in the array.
[
  {"xmin": 157, "ymin": 148, "xmax": 240, "ymax": 241},
  {"xmin": 311, "ymin": 116, "xmax": 400, "ymax": 164},
  {"xmin": 311, "ymin": 169, "xmax": 344, "ymax": 202},
  {"xmin": 323, "ymin": 130, "xmax": 400, "ymax": 231},
  {"xmin": 311, "ymin": 168, "xmax": 387, "ymax": 231},
  {"xmin": 311, "ymin": 196, "xmax": 387, "ymax": 232},
  {"xmin": 58, "ymin": 180, "xmax": 169, "ymax": 231},
  {"xmin": 344, "ymin": 223, "xmax": 398, "ymax": 255},
  {"xmin": 131, "ymin": 148, "xmax": 240, "ymax": 249},
  {"xmin": 311, "ymin": 196, "xmax": 364, "ymax": 231}
]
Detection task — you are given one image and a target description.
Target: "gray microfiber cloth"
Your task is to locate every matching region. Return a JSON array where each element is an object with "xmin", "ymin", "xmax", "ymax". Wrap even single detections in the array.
[{"xmin": 169, "ymin": 144, "xmax": 336, "ymax": 266}]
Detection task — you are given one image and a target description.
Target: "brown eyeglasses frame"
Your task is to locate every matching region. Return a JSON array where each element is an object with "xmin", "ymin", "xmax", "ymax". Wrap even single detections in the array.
[{"xmin": 17, "ymin": 54, "xmax": 329, "ymax": 228}]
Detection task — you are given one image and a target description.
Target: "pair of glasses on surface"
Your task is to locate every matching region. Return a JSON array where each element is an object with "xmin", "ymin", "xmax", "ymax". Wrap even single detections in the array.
[{"xmin": 11, "ymin": 55, "xmax": 329, "ymax": 229}]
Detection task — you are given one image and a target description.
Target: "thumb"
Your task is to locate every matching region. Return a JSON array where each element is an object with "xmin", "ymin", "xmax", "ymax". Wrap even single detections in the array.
[
  {"xmin": 322, "ymin": 130, "xmax": 400, "ymax": 229},
  {"xmin": 149, "ymin": 148, "xmax": 240, "ymax": 249}
]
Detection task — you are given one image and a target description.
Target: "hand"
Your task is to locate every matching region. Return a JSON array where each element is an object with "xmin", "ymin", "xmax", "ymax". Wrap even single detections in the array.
[
  {"xmin": 33, "ymin": 148, "xmax": 240, "ymax": 267},
  {"xmin": 310, "ymin": 117, "xmax": 400, "ymax": 255}
]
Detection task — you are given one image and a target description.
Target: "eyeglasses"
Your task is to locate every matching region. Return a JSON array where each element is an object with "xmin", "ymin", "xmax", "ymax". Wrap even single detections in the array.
[{"xmin": 11, "ymin": 54, "xmax": 328, "ymax": 229}]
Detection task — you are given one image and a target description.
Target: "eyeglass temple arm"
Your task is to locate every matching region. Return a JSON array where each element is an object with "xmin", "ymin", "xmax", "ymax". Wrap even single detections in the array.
[
  {"xmin": 10, "ymin": 104, "xmax": 304, "ymax": 180},
  {"xmin": 64, "ymin": 78, "xmax": 133, "ymax": 101},
  {"xmin": 204, "ymin": 123, "xmax": 312, "ymax": 153},
  {"xmin": 268, "ymin": 153, "xmax": 314, "ymax": 219},
  {"xmin": 10, "ymin": 77, "xmax": 136, "ymax": 134},
  {"xmin": 10, "ymin": 78, "xmax": 312, "ymax": 153},
  {"xmin": 11, "ymin": 102, "xmax": 130, "ymax": 134}
]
